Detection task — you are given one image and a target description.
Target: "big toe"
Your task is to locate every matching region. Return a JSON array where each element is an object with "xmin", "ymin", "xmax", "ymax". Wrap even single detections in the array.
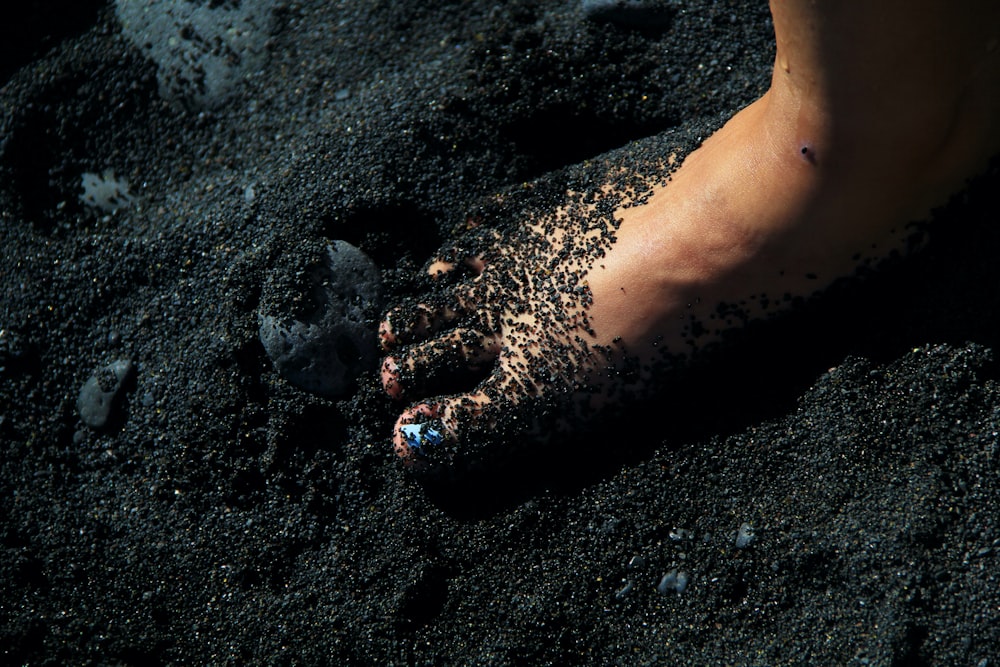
[{"xmin": 392, "ymin": 391, "xmax": 492, "ymax": 468}]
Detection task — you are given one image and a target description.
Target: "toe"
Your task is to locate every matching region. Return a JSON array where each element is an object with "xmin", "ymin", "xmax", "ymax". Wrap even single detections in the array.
[
  {"xmin": 392, "ymin": 390, "xmax": 492, "ymax": 466},
  {"xmin": 426, "ymin": 254, "xmax": 488, "ymax": 280},
  {"xmin": 426, "ymin": 259, "xmax": 457, "ymax": 278},
  {"xmin": 380, "ymin": 356, "xmax": 404, "ymax": 399},
  {"xmin": 379, "ymin": 299, "xmax": 463, "ymax": 351},
  {"xmin": 424, "ymin": 228, "xmax": 501, "ymax": 280},
  {"xmin": 379, "ymin": 280, "xmax": 482, "ymax": 350},
  {"xmin": 390, "ymin": 354, "xmax": 564, "ymax": 471},
  {"xmin": 381, "ymin": 327, "xmax": 501, "ymax": 399}
]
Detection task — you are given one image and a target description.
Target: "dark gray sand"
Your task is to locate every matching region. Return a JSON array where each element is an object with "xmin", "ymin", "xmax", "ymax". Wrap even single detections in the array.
[{"xmin": 3, "ymin": 1, "xmax": 1000, "ymax": 664}]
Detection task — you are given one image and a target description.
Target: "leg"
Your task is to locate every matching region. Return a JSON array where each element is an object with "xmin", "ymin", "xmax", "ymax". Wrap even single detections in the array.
[{"xmin": 380, "ymin": 0, "xmax": 1000, "ymax": 469}]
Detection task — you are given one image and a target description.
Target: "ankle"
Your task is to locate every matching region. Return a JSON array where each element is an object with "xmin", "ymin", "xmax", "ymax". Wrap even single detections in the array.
[{"xmin": 767, "ymin": 1, "xmax": 1000, "ymax": 204}]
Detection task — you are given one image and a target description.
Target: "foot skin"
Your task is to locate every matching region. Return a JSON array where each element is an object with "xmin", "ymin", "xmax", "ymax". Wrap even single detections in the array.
[{"xmin": 380, "ymin": 34, "xmax": 1000, "ymax": 471}]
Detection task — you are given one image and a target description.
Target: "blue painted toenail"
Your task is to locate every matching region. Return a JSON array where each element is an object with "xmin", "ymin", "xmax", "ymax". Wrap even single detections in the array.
[{"xmin": 400, "ymin": 423, "xmax": 444, "ymax": 455}]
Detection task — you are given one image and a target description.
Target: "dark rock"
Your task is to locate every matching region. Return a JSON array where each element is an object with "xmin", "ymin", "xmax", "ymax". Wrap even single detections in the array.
[
  {"xmin": 77, "ymin": 359, "xmax": 136, "ymax": 429},
  {"xmin": 258, "ymin": 241, "xmax": 382, "ymax": 398}
]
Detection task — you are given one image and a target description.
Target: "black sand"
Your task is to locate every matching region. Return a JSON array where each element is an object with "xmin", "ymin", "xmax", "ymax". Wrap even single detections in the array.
[{"xmin": 3, "ymin": 1, "xmax": 1000, "ymax": 664}]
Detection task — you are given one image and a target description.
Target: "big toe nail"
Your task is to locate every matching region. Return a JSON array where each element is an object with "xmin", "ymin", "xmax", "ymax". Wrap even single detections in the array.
[{"xmin": 398, "ymin": 422, "xmax": 445, "ymax": 457}]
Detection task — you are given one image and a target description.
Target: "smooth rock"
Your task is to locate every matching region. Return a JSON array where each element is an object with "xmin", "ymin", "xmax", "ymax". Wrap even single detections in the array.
[{"xmin": 115, "ymin": 0, "xmax": 274, "ymax": 109}]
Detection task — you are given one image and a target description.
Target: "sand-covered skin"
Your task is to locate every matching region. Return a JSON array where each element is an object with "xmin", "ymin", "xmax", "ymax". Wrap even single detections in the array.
[{"xmin": 3, "ymin": 1, "xmax": 1000, "ymax": 664}]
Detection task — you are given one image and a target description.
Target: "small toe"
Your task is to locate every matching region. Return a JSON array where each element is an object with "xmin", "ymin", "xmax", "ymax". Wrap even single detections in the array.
[
  {"xmin": 426, "ymin": 259, "xmax": 458, "ymax": 278},
  {"xmin": 426, "ymin": 254, "xmax": 488, "ymax": 280},
  {"xmin": 424, "ymin": 228, "xmax": 502, "ymax": 281}
]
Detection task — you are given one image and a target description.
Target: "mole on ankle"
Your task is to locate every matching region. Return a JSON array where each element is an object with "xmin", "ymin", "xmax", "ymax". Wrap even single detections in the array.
[{"xmin": 799, "ymin": 144, "xmax": 817, "ymax": 166}]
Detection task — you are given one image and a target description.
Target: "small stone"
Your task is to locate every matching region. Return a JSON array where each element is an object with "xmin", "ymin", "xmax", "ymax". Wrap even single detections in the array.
[
  {"xmin": 258, "ymin": 240, "xmax": 382, "ymax": 398},
  {"xmin": 79, "ymin": 170, "xmax": 134, "ymax": 213},
  {"xmin": 614, "ymin": 581, "xmax": 633, "ymax": 599},
  {"xmin": 735, "ymin": 522, "xmax": 756, "ymax": 549},
  {"xmin": 78, "ymin": 359, "xmax": 136, "ymax": 429},
  {"xmin": 657, "ymin": 569, "xmax": 689, "ymax": 594}
]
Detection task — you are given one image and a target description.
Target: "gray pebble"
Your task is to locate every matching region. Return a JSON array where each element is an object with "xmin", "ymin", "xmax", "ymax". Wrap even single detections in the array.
[
  {"xmin": 735, "ymin": 522, "xmax": 756, "ymax": 549},
  {"xmin": 258, "ymin": 241, "xmax": 382, "ymax": 398},
  {"xmin": 614, "ymin": 580, "xmax": 633, "ymax": 600},
  {"xmin": 657, "ymin": 569, "xmax": 689, "ymax": 594},
  {"xmin": 78, "ymin": 359, "xmax": 136, "ymax": 429},
  {"xmin": 115, "ymin": 0, "xmax": 274, "ymax": 109},
  {"xmin": 669, "ymin": 528, "xmax": 692, "ymax": 541}
]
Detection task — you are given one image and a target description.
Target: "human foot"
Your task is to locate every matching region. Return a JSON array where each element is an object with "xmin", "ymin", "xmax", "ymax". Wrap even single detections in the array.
[{"xmin": 380, "ymin": 2, "xmax": 1000, "ymax": 471}]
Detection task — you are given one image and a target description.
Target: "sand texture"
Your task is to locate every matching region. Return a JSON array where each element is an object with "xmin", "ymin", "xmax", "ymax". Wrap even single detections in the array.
[{"xmin": 3, "ymin": 1, "xmax": 1000, "ymax": 664}]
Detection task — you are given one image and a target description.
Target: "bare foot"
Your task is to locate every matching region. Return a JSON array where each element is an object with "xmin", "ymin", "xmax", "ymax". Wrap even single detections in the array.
[{"xmin": 380, "ymin": 0, "xmax": 1000, "ymax": 471}]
